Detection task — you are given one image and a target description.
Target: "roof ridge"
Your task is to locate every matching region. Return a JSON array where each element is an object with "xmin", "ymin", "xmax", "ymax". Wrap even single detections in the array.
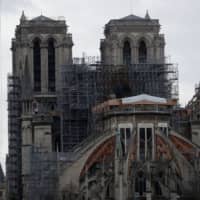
[
  {"xmin": 31, "ymin": 15, "xmax": 54, "ymax": 21},
  {"xmin": 119, "ymin": 14, "xmax": 145, "ymax": 21}
]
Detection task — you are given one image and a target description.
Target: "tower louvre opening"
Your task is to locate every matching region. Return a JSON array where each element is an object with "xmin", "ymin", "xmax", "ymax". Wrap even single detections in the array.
[
  {"xmin": 33, "ymin": 38, "xmax": 41, "ymax": 92},
  {"xmin": 123, "ymin": 41, "xmax": 131, "ymax": 65},
  {"xmin": 48, "ymin": 38, "xmax": 56, "ymax": 92}
]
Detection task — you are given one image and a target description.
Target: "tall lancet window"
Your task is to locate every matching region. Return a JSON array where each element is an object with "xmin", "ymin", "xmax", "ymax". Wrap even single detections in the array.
[
  {"xmin": 48, "ymin": 38, "xmax": 55, "ymax": 92},
  {"xmin": 139, "ymin": 41, "xmax": 147, "ymax": 63},
  {"xmin": 33, "ymin": 38, "xmax": 41, "ymax": 92},
  {"xmin": 123, "ymin": 41, "xmax": 131, "ymax": 65}
]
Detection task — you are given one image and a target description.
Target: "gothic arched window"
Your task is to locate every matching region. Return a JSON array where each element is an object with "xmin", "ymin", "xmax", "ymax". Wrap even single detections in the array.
[
  {"xmin": 123, "ymin": 41, "xmax": 131, "ymax": 65},
  {"xmin": 139, "ymin": 40, "xmax": 147, "ymax": 63},
  {"xmin": 33, "ymin": 38, "xmax": 41, "ymax": 92},
  {"xmin": 48, "ymin": 38, "xmax": 56, "ymax": 92}
]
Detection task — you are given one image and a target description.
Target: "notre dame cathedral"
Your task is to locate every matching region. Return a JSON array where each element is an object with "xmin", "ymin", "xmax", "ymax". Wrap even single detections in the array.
[{"xmin": 6, "ymin": 11, "xmax": 200, "ymax": 200}]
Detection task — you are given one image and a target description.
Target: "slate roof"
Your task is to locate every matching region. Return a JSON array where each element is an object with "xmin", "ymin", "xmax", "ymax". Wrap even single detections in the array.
[
  {"xmin": 119, "ymin": 14, "xmax": 145, "ymax": 21},
  {"xmin": 31, "ymin": 15, "xmax": 54, "ymax": 21},
  {"xmin": 107, "ymin": 13, "xmax": 153, "ymax": 25}
]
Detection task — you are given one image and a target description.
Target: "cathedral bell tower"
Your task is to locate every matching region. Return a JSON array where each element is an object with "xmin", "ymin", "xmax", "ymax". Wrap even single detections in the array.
[
  {"xmin": 99, "ymin": 12, "xmax": 177, "ymax": 101},
  {"xmin": 12, "ymin": 11, "xmax": 73, "ymax": 94},
  {"xmin": 10, "ymin": 11, "xmax": 73, "ymax": 199},
  {"xmin": 100, "ymin": 11, "xmax": 165, "ymax": 66}
]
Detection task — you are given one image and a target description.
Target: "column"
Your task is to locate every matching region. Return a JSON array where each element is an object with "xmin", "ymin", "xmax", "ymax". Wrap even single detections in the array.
[
  {"xmin": 160, "ymin": 45, "xmax": 165, "ymax": 63},
  {"xmin": 117, "ymin": 46, "xmax": 122, "ymax": 65},
  {"xmin": 170, "ymin": 192, "xmax": 180, "ymax": 200},
  {"xmin": 21, "ymin": 120, "xmax": 32, "ymax": 200},
  {"xmin": 55, "ymin": 45, "xmax": 60, "ymax": 91},
  {"xmin": 155, "ymin": 45, "xmax": 160, "ymax": 63},
  {"xmin": 146, "ymin": 162, "xmax": 152, "ymax": 200},
  {"xmin": 134, "ymin": 46, "xmax": 139, "ymax": 64},
  {"xmin": 148, "ymin": 47, "xmax": 154, "ymax": 63},
  {"xmin": 112, "ymin": 43, "xmax": 118, "ymax": 66},
  {"xmin": 146, "ymin": 192, "xmax": 152, "ymax": 200}
]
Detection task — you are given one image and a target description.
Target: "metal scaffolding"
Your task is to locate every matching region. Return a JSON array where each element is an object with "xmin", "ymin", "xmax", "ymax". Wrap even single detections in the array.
[
  {"xmin": 58, "ymin": 60, "xmax": 179, "ymax": 152},
  {"xmin": 102, "ymin": 63, "xmax": 178, "ymax": 100},
  {"xmin": 187, "ymin": 82, "xmax": 200, "ymax": 121},
  {"xmin": 7, "ymin": 75, "xmax": 22, "ymax": 200},
  {"xmin": 6, "ymin": 61, "xmax": 179, "ymax": 200},
  {"xmin": 58, "ymin": 64, "xmax": 102, "ymax": 151},
  {"xmin": 24, "ymin": 147, "xmax": 59, "ymax": 200}
]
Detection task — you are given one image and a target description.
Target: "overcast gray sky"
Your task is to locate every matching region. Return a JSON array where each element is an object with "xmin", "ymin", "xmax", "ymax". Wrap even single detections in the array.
[{"xmin": 0, "ymin": 0, "xmax": 200, "ymax": 171}]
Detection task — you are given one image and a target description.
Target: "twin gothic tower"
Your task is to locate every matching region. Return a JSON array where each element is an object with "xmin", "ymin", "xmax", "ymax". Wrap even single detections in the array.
[
  {"xmin": 12, "ymin": 11, "xmax": 165, "ymax": 95},
  {"xmin": 8, "ymin": 11, "xmax": 170, "ymax": 199},
  {"xmin": 12, "ymin": 12, "xmax": 73, "ymax": 95},
  {"xmin": 101, "ymin": 13, "xmax": 165, "ymax": 65}
]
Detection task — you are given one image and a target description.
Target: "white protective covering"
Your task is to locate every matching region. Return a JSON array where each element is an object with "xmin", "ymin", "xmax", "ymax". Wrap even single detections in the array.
[{"xmin": 122, "ymin": 94, "xmax": 167, "ymax": 104}]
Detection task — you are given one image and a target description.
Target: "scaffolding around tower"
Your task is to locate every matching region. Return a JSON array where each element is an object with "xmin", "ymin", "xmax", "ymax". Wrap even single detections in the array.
[
  {"xmin": 58, "ymin": 58, "xmax": 179, "ymax": 152},
  {"xmin": 187, "ymin": 82, "xmax": 200, "ymax": 121},
  {"xmin": 7, "ymin": 75, "xmax": 22, "ymax": 200},
  {"xmin": 58, "ymin": 62, "xmax": 103, "ymax": 152}
]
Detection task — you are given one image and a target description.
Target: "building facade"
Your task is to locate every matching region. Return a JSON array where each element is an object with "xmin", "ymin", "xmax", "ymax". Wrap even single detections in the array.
[
  {"xmin": 8, "ymin": 12, "xmax": 73, "ymax": 199},
  {"xmin": 6, "ymin": 11, "xmax": 200, "ymax": 200},
  {"xmin": 59, "ymin": 95, "xmax": 200, "ymax": 200},
  {"xmin": 100, "ymin": 13, "xmax": 165, "ymax": 65},
  {"xmin": 100, "ymin": 14, "xmax": 178, "ymax": 100},
  {"xmin": 7, "ymin": 75, "xmax": 22, "ymax": 200},
  {"xmin": 187, "ymin": 83, "xmax": 200, "ymax": 146}
]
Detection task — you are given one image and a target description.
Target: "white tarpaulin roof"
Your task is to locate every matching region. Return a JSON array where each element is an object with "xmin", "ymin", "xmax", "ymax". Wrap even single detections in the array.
[{"xmin": 122, "ymin": 94, "xmax": 167, "ymax": 104}]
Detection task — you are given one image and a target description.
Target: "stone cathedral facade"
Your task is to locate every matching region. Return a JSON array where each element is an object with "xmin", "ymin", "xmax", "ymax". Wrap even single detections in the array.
[
  {"xmin": 100, "ymin": 13, "xmax": 165, "ymax": 65},
  {"xmin": 6, "ymin": 11, "xmax": 200, "ymax": 200},
  {"xmin": 7, "ymin": 12, "xmax": 73, "ymax": 200}
]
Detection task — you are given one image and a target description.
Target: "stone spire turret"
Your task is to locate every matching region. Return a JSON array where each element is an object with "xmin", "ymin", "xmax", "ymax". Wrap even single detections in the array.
[
  {"xmin": 145, "ymin": 10, "xmax": 150, "ymax": 20},
  {"xmin": 20, "ymin": 10, "xmax": 27, "ymax": 23}
]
